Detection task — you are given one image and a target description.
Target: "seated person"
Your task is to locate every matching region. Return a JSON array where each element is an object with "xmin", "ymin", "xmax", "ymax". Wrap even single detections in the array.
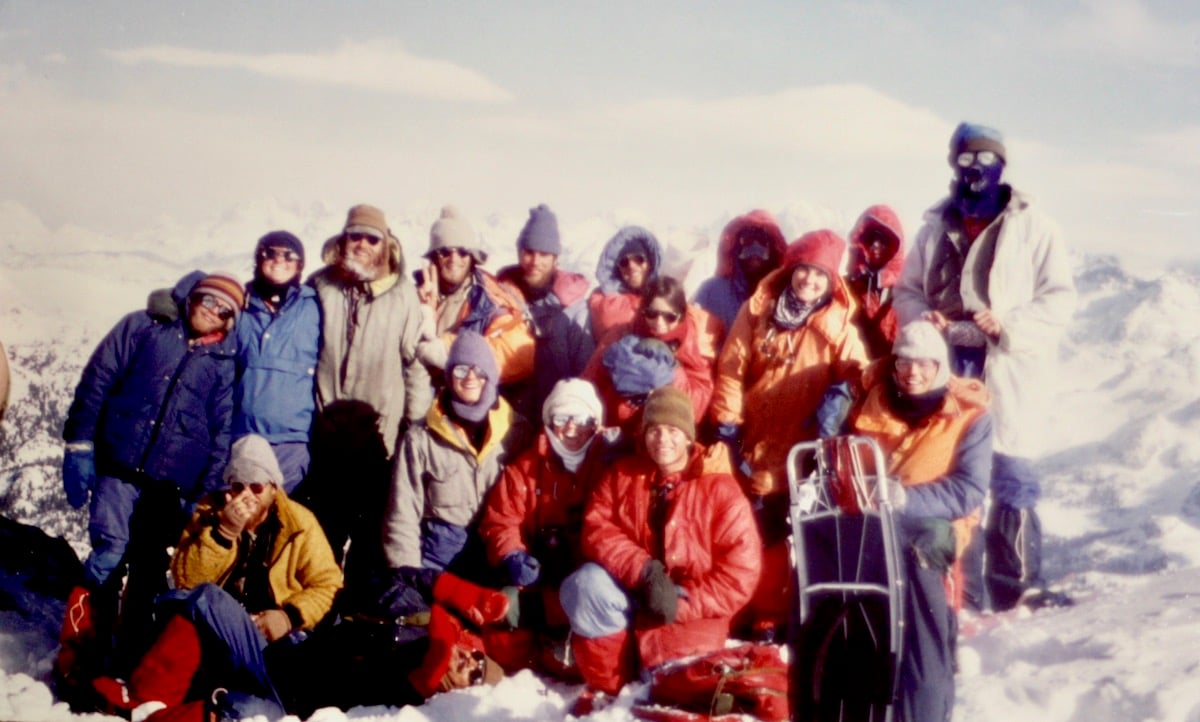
[
  {"xmin": 559, "ymin": 387, "xmax": 762, "ymax": 715},
  {"xmin": 90, "ymin": 434, "xmax": 342, "ymax": 722}
]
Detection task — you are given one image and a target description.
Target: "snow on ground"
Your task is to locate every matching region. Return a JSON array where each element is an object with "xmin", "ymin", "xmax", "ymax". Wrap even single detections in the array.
[{"xmin": 3, "ymin": 206, "xmax": 1200, "ymax": 721}]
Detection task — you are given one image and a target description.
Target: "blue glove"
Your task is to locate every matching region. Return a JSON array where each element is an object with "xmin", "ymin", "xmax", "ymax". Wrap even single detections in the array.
[
  {"xmin": 502, "ymin": 551, "xmax": 542, "ymax": 587},
  {"xmin": 815, "ymin": 382, "xmax": 853, "ymax": 439},
  {"xmin": 62, "ymin": 447, "xmax": 96, "ymax": 509}
]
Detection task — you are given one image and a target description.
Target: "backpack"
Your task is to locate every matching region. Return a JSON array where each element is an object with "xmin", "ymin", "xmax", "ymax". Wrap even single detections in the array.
[{"xmin": 633, "ymin": 643, "xmax": 790, "ymax": 722}]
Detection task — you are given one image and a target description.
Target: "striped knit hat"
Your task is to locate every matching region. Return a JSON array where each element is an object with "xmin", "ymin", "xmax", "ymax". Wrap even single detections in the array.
[{"xmin": 192, "ymin": 271, "xmax": 246, "ymax": 320}]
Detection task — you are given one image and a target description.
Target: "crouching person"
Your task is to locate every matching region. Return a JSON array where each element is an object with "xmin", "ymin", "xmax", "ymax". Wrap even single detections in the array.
[
  {"xmin": 560, "ymin": 387, "xmax": 761, "ymax": 714},
  {"xmin": 848, "ymin": 321, "xmax": 992, "ymax": 722},
  {"xmin": 477, "ymin": 378, "xmax": 616, "ymax": 678},
  {"xmin": 90, "ymin": 434, "xmax": 342, "ymax": 722}
]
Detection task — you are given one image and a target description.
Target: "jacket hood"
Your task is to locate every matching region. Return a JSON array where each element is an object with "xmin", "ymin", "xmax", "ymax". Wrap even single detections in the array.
[
  {"xmin": 746, "ymin": 263, "xmax": 856, "ymax": 344},
  {"xmin": 847, "ymin": 204, "xmax": 906, "ymax": 288},
  {"xmin": 426, "ymin": 394, "xmax": 519, "ymax": 463},
  {"xmin": 713, "ymin": 210, "xmax": 787, "ymax": 280},
  {"xmin": 595, "ymin": 226, "xmax": 663, "ymax": 293}
]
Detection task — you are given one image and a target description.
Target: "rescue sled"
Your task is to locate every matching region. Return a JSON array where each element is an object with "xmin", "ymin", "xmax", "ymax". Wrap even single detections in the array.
[{"xmin": 787, "ymin": 435, "xmax": 904, "ymax": 722}]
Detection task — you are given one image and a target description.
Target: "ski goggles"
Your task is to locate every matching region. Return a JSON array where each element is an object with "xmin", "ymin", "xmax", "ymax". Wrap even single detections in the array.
[
  {"xmin": 955, "ymin": 150, "xmax": 1001, "ymax": 168},
  {"xmin": 549, "ymin": 413, "xmax": 597, "ymax": 429},
  {"xmin": 450, "ymin": 364, "xmax": 489, "ymax": 381}
]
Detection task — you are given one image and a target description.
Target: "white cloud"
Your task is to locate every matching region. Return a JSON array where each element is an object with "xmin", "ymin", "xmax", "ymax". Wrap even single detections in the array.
[
  {"xmin": 103, "ymin": 40, "xmax": 515, "ymax": 103},
  {"xmin": 1060, "ymin": 0, "xmax": 1200, "ymax": 67}
]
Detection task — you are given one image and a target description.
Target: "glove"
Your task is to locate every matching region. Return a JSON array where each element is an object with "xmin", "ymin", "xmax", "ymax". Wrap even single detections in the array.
[
  {"xmin": 502, "ymin": 551, "xmax": 541, "ymax": 587},
  {"xmin": 62, "ymin": 446, "xmax": 96, "ymax": 509},
  {"xmin": 715, "ymin": 424, "xmax": 752, "ymax": 477},
  {"xmin": 432, "ymin": 572, "xmax": 510, "ymax": 627},
  {"xmin": 640, "ymin": 560, "xmax": 678, "ymax": 625},
  {"xmin": 886, "ymin": 479, "xmax": 908, "ymax": 513}
]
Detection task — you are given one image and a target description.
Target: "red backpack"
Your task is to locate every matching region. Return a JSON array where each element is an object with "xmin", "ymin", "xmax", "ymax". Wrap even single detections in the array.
[{"xmin": 633, "ymin": 643, "xmax": 790, "ymax": 722}]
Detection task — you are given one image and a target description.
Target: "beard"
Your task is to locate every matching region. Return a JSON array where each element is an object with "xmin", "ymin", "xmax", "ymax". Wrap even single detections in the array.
[{"xmin": 341, "ymin": 253, "xmax": 384, "ymax": 282}]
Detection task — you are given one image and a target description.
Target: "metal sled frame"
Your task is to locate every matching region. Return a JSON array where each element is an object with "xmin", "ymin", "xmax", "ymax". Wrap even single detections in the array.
[{"xmin": 787, "ymin": 435, "xmax": 904, "ymax": 722}]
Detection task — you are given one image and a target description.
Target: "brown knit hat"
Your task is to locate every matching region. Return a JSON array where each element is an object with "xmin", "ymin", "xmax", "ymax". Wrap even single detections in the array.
[
  {"xmin": 343, "ymin": 204, "xmax": 389, "ymax": 240},
  {"xmin": 641, "ymin": 386, "xmax": 695, "ymax": 442},
  {"xmin": 192, "ymin": 271, "xmax": 246, "ymax": 320}
]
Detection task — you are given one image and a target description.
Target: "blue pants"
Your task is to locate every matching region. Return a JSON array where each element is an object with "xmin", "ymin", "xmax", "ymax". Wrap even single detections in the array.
[
  {"xmin": 270, "ymin": 441, "xmax": 310, "ymax": 495},
  {"xmin": 559, "ymin": 562, "xmax": 632, "ymax": 639}
]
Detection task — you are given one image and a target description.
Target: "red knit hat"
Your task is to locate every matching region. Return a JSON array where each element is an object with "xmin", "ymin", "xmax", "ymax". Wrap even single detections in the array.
[{"xmin": 782, "ymin": 229, "xmax": 846, "ymax": 281}]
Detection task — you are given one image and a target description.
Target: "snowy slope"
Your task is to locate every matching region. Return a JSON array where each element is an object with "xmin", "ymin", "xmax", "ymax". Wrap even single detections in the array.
[{"xmin": 2, "ymin": 203, "xmax": 1200, "ymax": 721}]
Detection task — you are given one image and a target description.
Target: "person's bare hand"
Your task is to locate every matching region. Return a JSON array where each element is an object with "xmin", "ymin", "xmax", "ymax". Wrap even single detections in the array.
[
  {"xmin": 252, "ymin": 609, "xmax": 292, "ymax": 642},
  {"xmin": 922, "ymin": 310, "xmax": 950, "ymax": 332},
  {"xmin": 973, "ymin": 309, "xmax": 1002, "ymax": 339},
  {"xmin": 417, "ymin": 262, "xmax": 439, "ymax": 307},
  {"xmin": 217, "ymin": 492, "xmax": 259, "ymax": 540}
]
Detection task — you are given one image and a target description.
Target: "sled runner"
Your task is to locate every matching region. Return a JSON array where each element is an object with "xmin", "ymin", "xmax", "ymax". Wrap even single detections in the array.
[{"xmin": 787, "ymin": 435, "xmax": 904, "ymax": 722}]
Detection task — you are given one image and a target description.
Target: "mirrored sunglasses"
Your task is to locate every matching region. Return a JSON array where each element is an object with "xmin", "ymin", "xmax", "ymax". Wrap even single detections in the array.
[
  {"xmin": 434, "ymin": 247, "xmax": 471, "ymax": 260},
  {"xmin": 345, "ymin": 232, "xmax": 383, "ymax": 246},
  {"xmin": 618, "ymin": 254, "xmax": 648, "ymax": 269},
  {"xmin": 450, "ymin": 364, "xmax": 488, "ymax": 381},
  {"xmin": 642, "ymin": 308, "xmax": 681, "ymax": 324},
  {"xmin": 895, "ymin": 357, "xmax": 939, "ymax": 373},
  {"xmin": 195, "ymin": 293, "xmax": 237, "ymax": 321},
  {"xmin": 550, "ymin": 413, "xmax": 597, "ymax": 429},
  {"xmin": 955, "ymin": 150, "xmax": 1000, "ymax": 168},
  {"xmin": 259, "ymin": 248, "xmax": 301, "ymax": 263},
  {"xmin": 228, "ymin": 481, "xmax": 269, "ymax": 495}
]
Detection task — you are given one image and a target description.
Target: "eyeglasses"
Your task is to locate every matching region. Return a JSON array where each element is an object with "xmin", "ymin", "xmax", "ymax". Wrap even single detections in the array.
[
  {"xmin": 550, "ymin": 413, "xmax": 597, "ymax": 429},
  {"xmin": 345, "ymin": 232, "xmax": 383, "ymax": 246},
  {"xmin": 642, "ymin": 308, "xmax": 681, "ymax": 324},
  {"xmin": 618, "ymin": 254, "xmax": 648, "ymax": 270},
  {"xmin": 228, "ymin": 481, "xmax": 269, "ymax": 496},
  {"xmin": 955, "ymin": 150, "xmax": 1000, "ymax": 168},
  {"xmin": 259, "ymin": 248, "xmax": 301, "ymax": 263},
  {"xmin": 450, "ymin": 364, "xmax": 488, "ymax": 381},
  {"xmin": 195, "ymin": 294, "xmax": 237, "ymax": 321},
  {"xmin": 434, "ymin": 247, "xmax": 471, "ymax": 260}
]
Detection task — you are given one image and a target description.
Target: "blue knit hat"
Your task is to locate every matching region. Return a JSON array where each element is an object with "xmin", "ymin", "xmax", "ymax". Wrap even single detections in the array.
[
  {"xmin": 949, "ymin": 122, "xmax": 1007, "ymax": 163},
  {"xmin": 445, "ymin": 330, "xmax": 499, "ymax": 423},
  {"xmin": 516, "ymin": 204, "xmax": 562, "ymax": 256}
]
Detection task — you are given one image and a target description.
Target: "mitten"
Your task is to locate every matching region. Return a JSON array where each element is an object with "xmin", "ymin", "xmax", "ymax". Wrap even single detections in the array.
[
  {"xmin": 433, "ymin": 572, "xmax": 510, "ymax": 627},
  {"xmin": 640, "ymin": 560, "xmax": 678, "ymax": 625},
  {"xmin": 502, "ymin": 550, "xmax": 541, "ymax": 587},
  {"xmin": 62, "ymin": 445, "xmax": 96, "ymax": 509}
]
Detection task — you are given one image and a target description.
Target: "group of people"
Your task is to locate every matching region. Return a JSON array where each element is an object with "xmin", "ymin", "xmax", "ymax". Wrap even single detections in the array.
[{"xmin": 54, "ymin": 121, "xmax": 1075, "ymax": 722}]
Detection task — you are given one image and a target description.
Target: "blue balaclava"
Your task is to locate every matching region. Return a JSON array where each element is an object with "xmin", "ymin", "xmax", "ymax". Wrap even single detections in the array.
[{"xmin": 948, "ymin": 122, "xmax": 1008, "ymax": 219}]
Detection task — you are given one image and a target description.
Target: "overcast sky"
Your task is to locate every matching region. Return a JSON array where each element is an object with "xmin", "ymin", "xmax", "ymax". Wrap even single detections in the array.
[{"xmin": 1, "ymin": 0, "xmax": 1197, "ymax": 268}]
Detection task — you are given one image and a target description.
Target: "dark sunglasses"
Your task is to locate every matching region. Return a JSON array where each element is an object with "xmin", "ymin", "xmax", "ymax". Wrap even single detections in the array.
[
  {"xmin": 450, "ymin": 364, "xmax": 488, "ymax": 381},
  {"xmin": 642, "ymin": 308, "xmax": 681, "ymax": 324},
  {"xmin": 434, "ymin": 247, "xmax": 471, "ymax": 260},
  {"xmin": 195, "ymin": 293, "xmax": 237, "ymax": 321},
  {"xmin": 345, "ymin": 232, "xmax": 383, "ymax": 246},
  {"xmin": 618, "ymin": 254, "xmax": 648, "ymax": 269},
  {"xmin": 228, "ymin": 481, "xmax": 268, "ymax": 495},
  {"xmin": 550, "ymin": 413, "xmax": 597, "ymax": 429},
  {"xmin": 738, "ymin": 243, "xmax": 771, "ymax": 261},
  {"xmin": 259, "ymin": 248, "xmax": 301, "ymax": 263},
  {"xmin": 955, "ymin": 150, "xmax": 1000, "ymax": 168}
]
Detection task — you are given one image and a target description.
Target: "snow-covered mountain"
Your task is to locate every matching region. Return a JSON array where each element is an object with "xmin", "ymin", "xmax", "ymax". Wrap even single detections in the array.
[{"xmin": 2, "ymin": 202, "xmax": 1200, "ymax": 721}]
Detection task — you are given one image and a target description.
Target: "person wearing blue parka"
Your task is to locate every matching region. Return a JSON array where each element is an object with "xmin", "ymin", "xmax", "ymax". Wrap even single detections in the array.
[
  {"xmin": 234, "ymin": 231, "xmax": 322, "ymax": 493},
  {"xmin": 57, "ymin": 270, "xmax": 241, "ymax": 689}
]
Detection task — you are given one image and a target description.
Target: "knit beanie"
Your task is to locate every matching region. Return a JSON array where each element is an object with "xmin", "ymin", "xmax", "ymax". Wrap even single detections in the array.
[
  {"xmin": 893, "ymin": 321, "xmax": 951, "ymax": 389},
  {"xmin": 445, "ymin": 330, "xmax": 499, "ymax": 424},
  {"xmin": 255, "ymin": 230, "xmax": 305, "ymax": 267},
  {"xmin": 223, "ymin": 434, "xmax": 284, "ymax": 487},
  {"xmin": 782, "ymin": 229, "xmax": 846, "ymax": 281},
  {"xmin": 542, "ymin": 378, "xmax": 604, "ymax": 428},
  {"xmin": 192, "ymin": 271, "xmax": 246, "ymax": 320},
  {"xmin": 949, "ymin": 122, "xmax": 1007, "ymax": 163},
  {"xmin": 428, "ymin": 205, "xmax": 487, "ymax": 264},
  {"xmin": 516, "ymin": 204, "xmax": 562, "ymax": 256},
  {"xmin": 343, "ymin": 204, "xmax": 389, "ymax": 240},
  {"xmin": 641, "ymin": 386, "xmax": 695, "ymax": 443}
]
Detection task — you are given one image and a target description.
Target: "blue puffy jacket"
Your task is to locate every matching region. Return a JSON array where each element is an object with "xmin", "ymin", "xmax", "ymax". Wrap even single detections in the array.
[
  {"xmin": 233, "ymin": 284, "xmax": 321, "ymax": 444},
  {"xmin": 63, "ymin": 272, "xmax": 237, "ymax": 501}
]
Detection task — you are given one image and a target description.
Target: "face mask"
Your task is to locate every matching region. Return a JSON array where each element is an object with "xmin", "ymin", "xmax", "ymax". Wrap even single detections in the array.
[{"xmin": 952, "ymin": 150, "xmax": 1006, "ymax": 218}]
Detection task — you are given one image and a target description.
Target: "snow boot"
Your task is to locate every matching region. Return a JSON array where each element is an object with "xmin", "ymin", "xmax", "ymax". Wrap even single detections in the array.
[
  {"xmin": 93, "ymin": 613, "xmax": 203, "ymax": 719},
  {"xmin": 55, "ymin": 585, "xmax": 100, "ymax": 698},
  {"xmin": 571, "ymin": 629, "xmax": 635, "ymax": 697}
]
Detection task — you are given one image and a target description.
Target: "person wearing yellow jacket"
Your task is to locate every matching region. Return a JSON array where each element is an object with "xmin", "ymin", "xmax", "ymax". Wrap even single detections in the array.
[
  {"xmin": 91, "ymin": 434, "xmax": 342, "ymax": 722},
  {"xmin": 848, "ymin": 321, "xmax": 993, "ymax": 722}
]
